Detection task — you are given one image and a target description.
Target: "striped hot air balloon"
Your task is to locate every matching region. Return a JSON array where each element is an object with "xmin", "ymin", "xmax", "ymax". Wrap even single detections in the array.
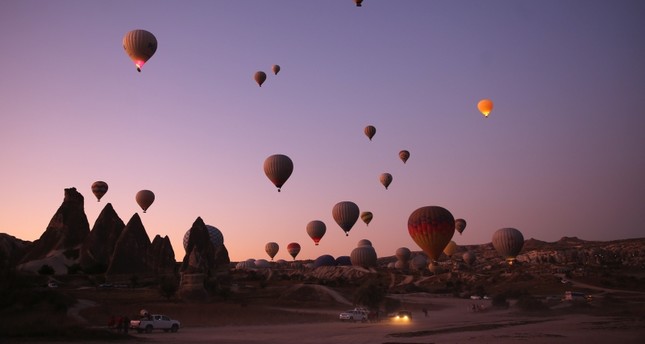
[
  {"xmin": 332, "ymin": 201, "xmax": 360, "ymax": 236},
  {"xmin": 123, "ymin": 29, "xmax": 157, "ymax": 72},
  {"xmin": 91, "ymin": 181, "xmax": 108, "ymax": 202},
  {"xmin": 263, "ymin": 154, "xmax": 293, "ymax": 192},
  {"xmin": 350, "ymin": 246, "xmax": 377, "ymax": 268},
  {"xmin": 360, "ymin": 211, "xmax": 373, "ymax": 226},
  {"xmin": 408, "ymin": 206, "xmax": 455, "ymax": 266},
  {"xmin": 306, "ymin": 220, "xmax": 326, "ymax": 245},
  {"xmin": 364, "ymin": 125, "xmax": 376, "ymax": 141},
  {"xmin": 492, "ymin": 228, "xmax": 524, "ymax": 265}
]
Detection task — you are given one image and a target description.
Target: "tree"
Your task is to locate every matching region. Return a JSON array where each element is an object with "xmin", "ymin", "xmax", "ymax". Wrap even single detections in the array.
[{"xmin": 159, "ymin": 276, "xmax": 179, "ymax": 300}]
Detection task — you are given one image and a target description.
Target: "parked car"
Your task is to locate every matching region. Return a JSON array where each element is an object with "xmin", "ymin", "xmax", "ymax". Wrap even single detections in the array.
[
  {"xmin": 130, "ymin": 314, "xmax": 180, "ymax": 333},
  {"xmin": 339, "ymin": 309, "xmax": 368, "ymax": 322}
]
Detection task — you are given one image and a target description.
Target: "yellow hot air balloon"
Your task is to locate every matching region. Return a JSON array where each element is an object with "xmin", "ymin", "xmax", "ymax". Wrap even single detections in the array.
[
  {"xmin": 408, "ymin": 206, "xmax": 455, "ymax": 265},
  {"xmin": 379, "ymin": 173, "xmax": 393, "ymax": 190},
  {"xmin": 443, "ymin": 241, "xmax": 458, "ymax": 257},
  {"xmin": 135, "ymin": 190, "xmax": 155, "ymax": 213},
  {"xmin": 263, "ymin": 154, "xmax": 294, "ymax": 192},
  {"xmin": 360, "ymin": 211, "xmax": 373, "ymax": 226},
  {"xmin": 91, "ymin": 181, "xmax": 108, "ymax": 202},
  {"xmin": 123, "ymin": 29, "xmax": 157, "ymax": 72},
  {"xmin": 254, "ymin": 71, "xmax": 267, "ymax": 87},
  {"xmin": 272, "ymin": 64, "xmax": 281, "ymax": 75},
  {"xmin": 477, "ymin": 99, "xmax": 494, "ymax": 118},
  {"xmin": 364, "ymin": 125, "xmax": 376, "ymax": 141}
]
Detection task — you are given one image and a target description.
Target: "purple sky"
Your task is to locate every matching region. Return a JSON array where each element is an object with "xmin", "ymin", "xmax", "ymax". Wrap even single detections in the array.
[{"xmin": 1, "ymin": 0, "xmax": 644, "ymax": 262}]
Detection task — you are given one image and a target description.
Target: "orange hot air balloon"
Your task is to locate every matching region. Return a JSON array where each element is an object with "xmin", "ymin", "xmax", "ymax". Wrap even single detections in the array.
[
  {"xmin": 492, "ymin": 227, "xmax": 524, "ymax": 265},
  {"xmin": 91, "ymin": 181, "xmax": 108, "ymax": 202},
  {"xmin": 135, "ymin": 190, "xmax": 155, "ymax": 213},
  {"xmin": 408, "ymin": 206, "xmax": 455, "ymax": 264},
  {"xmin": 287, "ymin": 242, "xmax": 301, "ymax": 260},
  {"xmin": 263, "ymin": 154, "xmax": 294, "ymax": 192},
  {"xmin": 360, "ymin": 211, "xmax": 373, "ymax": 226},
  {"xmin": 399, "ymin": 150, "xmax": 410, "ymax": 164},
  {"xmin": 443, "ymin": 241, "xmax": 458, "ymax": 257},
  {"xmin": 332, "ymin": 201, "xmax": 360, "ymax": 236},
  {"xmin": 364, "ymin": 125, "xmax": 376, "ymax": 141},
  {"xmin": 455, "ymin": 218, "xmax": 467, "ymax": 235},
  {"xmin": 306, "ymin": 220, "xmax": 326, "ymax": 245},
  {"xmin": 379, "ymin": 173, "xmax": 393, "ymax": 190},
  {"xmin": 477, "ymin": 99, "xmax": 494, "ymax": 118},
  {"xmin": 254, "ymin": 71, "xmax": 267, "ymax": 87},
  {"xmin": 123, "ymin": 29, "xmax": 157, "ymax": 72},
  {"xmin": 265, "ymin": 242, "xmax": 279, "ymax": 260},
  {"xmin": 272, "ymin": 64, "xmax": 281, "ymax": 75}
]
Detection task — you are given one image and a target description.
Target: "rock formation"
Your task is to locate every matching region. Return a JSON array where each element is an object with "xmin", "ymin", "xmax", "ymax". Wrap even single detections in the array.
[
  {"xmin": 19, "ymin": 188, "xmax": 90, "ymax": 263},
  {"xmin": 78, "ymin": 203, "xmax": 125, "ymax": 273},
  {"xmin": 148, "ymin": 235, "xmax": 176, "ymax": 276},
  {"xmin": 106, "ymin": 213, "xmax": 151, "ymax": 276}
]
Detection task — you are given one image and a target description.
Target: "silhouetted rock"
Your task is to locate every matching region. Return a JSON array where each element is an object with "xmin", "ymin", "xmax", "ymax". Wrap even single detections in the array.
[
  {"xmin": 180, "ymin": 217, "xmax": 216, "ymax": 274},
  {"xmin": 0, "ymin": 233, "xmax": 30, "ymax": 277},
  {"xmin": 79, "ymin": 203, "xmax": 125, "ymax": 273},
  {"xmin": 106, "ymin": 214, "xmax": 151, "ymax": 276},
  {"xmin": 20, "ymin": 188, "xmax": 90, "ymax": 263},
  {"xmin": 148, "ymin": 235, "xmax": 176, "ymax": 276}
]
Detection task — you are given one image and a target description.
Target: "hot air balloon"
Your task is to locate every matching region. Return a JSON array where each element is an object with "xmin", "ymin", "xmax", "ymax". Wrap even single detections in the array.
[
  {"xmin": 254, "ymin": 71, "xmax": 267, "ymax": 87},
  {"xmin": 379, "ymin": 173, "xmax": 393, "ymax": 190},
  {"xmin": 410, "ymin": 254, "xmax": 428, "ymax": 271},
  {"xmin": 263, "ymin": 154, "xmax": 294, "ymax": 192},
  {"xmin": 287, "ymin": 242, "xmax": 301, "ymax": 260},
  {"xmin": 364, "ymin": 125, "xmax": 376, "ymax": 141},
  {"xmin": 265, "ymin": 242, "xmax": 279, "ymax": 260},
  {"xmin": 399, "ymin": 150, "xmax": 410, "ymax": 164},
  {"xmin": 255, "ymin": 259, "xmax": 271, "ymax": 269},
  {"xmin": 123, "ymin": 29, "xmax": 157, "ymax": 72},
  {"xmin": 443, "ymin": 241, "xmax": 458, "ymax": 257},
  {"xmin": 335, "ymin": 256, "xmax": 352, "ymax": 266},
  {"xmin": 183, "ymin": 225, "xmax": 224, "ymax": 251},
  {"xmin": 357, "ymin": 239, "xmax": 372, "ymax": 247},
  {"xmin": 332, "ymin": 201, "xmax": 360, "ymax": 236},
  {"xmin": 313, "ymin": 254, "xmax": 336, "ymax": 268},
  {"xmin": 455, "ymin": 218, "xmax": 467, "ymax": 235},
  {"xmin": 492, "ymin": 227, "xmax": 524, "ymax": 265},
  {"xmin": 135, "ymin": 190, "xmax": 155, "ymax": 213},
  {"xmin": 272, "ymin": 64, "xmax": 281, "ymax": 75},
  {"xmin": 354, "ymin": 0, "xmax": 364, "ymax": 7},
  {"xmin": 350, "ymin": 246, "xmax": 377, "ymax": 268},
  {"xmin": 477, "ymin": 99, "xmax": 494, "ymax": 118},
  {"xmin": 408, "ymin": 206, "xmax": 455, "ymax": 268},
  {"xmin": 395, "ymin": 247, "xmax": 411, "ymax": 262},
  {"xmin": 360, "ymin": 211, "xmax": 373, "ymax": 226},
  {"xmin": 462, "ymin": 250, "xmax": 476, "ymax": 266},
  {"xmin": 306, "ymin": 220, "xmax": 326, "ymax": 245},
  {"xmin": 91, "ymin": 181, "xmax": 108, "ymax": 202}
]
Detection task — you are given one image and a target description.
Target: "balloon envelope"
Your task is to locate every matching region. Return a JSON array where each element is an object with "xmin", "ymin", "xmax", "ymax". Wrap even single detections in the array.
[
  {"xmin": 272, "ymin": 64, "xmax": 280, "ymax": 75},
  {"xmin": 135, "ymin": 190, "xmax": 155, "ymax": 213},
  {"xmin": 183, "ymin": 225, "xmax": 224, "ymax": 251},
  {"xmin": 462, "ymin": 251, "xmax": 476, "ymax": 266},
  {"xmin": 263, "ymin": 154, "xmax": 294, "ymax": 192},
  {"xmin": 265, "ymin": 242, "xmax": 279, "ymax": 260},
  {"xmin": 408, "ymin": 206, "xmax": 455, "ymax": 262},
  {"xmin": 492, "ymin": 227, "xmax": 524, "ymax": 264},
  {"xmin": 287, "ymin": 242, "xmax": 301, "ymax": 260},
  {"xmin": 395, "ymin": 247, "xmax": 411, "ymax": 262},
  {"xmin": 306, "ymin": 220, "xmax": 326, "ymax": 245},
  {"xmin": 455, "ymin": 218, "xmax": 467, "ymax": 235},
  {"xmin": 254, "ymin": 71, "xmax": 267, "ymax": 87},
  {"xmin": 332, "ymin": 201, "xmax": 360, "ymax": 236},
  {"xmin": 379, "ymin": 173, "xmax": 393, "ymax": 190},
  {"xmin": 91, "ymin": 181, "xmax": 108, "ymax": 202},
  {"xmin": 123, "ymin": 29, "xmax": 157, "ymax": 72},
  {"xmin": 477, "ymin": 99, "xmax": 494, "ymax": 118},
  {"xmin": 350, "ymin": 246, "xmax": 377, "ymax": 268},
  {"xmin": 357, "ymin": 239, "xmax": 372, "ymax": 247},
  {"xmin": 399, "ymin": 150, "xmax": 410, "ymax": 164},
  {"xmin": 360, "ymin": 211, "xmax": 373, "ymax": 226},
  {"xmin": 443, "ymin": 241, "xmax": 458, "ymax": 257},
  {"xmin": 364, "ymin": 125, "xmax": 376, "ymax": 141}
]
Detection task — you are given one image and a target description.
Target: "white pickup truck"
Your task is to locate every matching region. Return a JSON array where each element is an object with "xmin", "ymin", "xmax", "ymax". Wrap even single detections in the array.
[{"xmin": 130, "ymin": 314, "xmax": 180, "ymax": 333}]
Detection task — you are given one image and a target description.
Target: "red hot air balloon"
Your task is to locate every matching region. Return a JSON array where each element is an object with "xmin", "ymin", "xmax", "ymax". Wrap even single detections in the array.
[
  {"xmin": 287, "ymin": 242, "xmax": 301, "ymax": 260},
  {"xmin": 91, "ymin": 181, "xmax": 108, "ymax": 202},
  {"xmin": 408, "ymin": 206, "xmax": 455, "ymax": 266},
  {"xmin": 263, "ymin": 154, "xmax": 294, "ymax": 192},
  {"xmin": 306, "ymin": 220, "xmax": 326, "ymax": 245},
  {"xmin": 135, "ymin": 190, "xmax": 155, "ymax": 213},
  {"xmin": 332, "ymin": 201, "xmax": 360, "ymax": 236}
]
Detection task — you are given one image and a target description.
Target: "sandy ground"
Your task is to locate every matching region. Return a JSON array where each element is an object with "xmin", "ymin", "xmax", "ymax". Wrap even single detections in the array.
[{"xmin": 7, "ymin": 289, "xmax": 645, "ymax": 344}]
